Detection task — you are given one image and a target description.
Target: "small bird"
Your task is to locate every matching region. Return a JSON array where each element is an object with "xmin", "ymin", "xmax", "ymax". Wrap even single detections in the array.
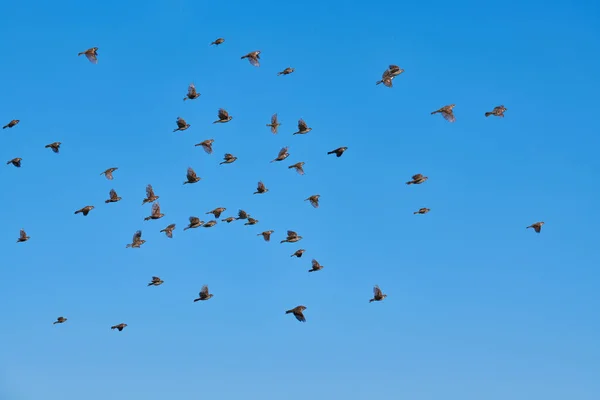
[
  {"xmin": 53, "ymin": 316, "xmax": 67, "ymax": 325},
  {"xmin": 285, "ymin": 306, "xmax": 307, "ymax": 322},
  {"xmin": 213, "ymin": 108, "xmax": 233, "ymax": 124},
  {"xmin": 203, "ymin": 220, "xmax": 217, "ymax": 228},
  {"xmin": 406, "ymin": 173, "xmax": 428, "ymax": 185},
  {"xmin": 100, "ymin": 167, "xmax": 118, "ymax": 180},
  {"xmin": 211, "ymin": 38, "xmax": 225, "ymax": 46},
  {"xmin": 173, "ymin": 116, "xmax": 191, "ymax": 132},
  {"xmin": 281, "ymin": 230, "xmax": 303, "ymax": 244},
  {"xmin": 327, "ymin": 147, "xmax": 348, "ymax": 158},
  {"xmin": 485, "ymin": 105, "xmax": 507, "ymax": 118},
  {"xmin": 414, "ymin": 207, "xmax": 430, "ymax": 215},
  {"xmin": 148, "ymin": 276, "xmax": 164, "ymax": 287},
  {"xmin": 74, "ymin": 205, "xmax": 95, "ymax": 216},
  {"xmin": 305, "ymin": 195, "xmax": 320, "ymax": 208},
  {"xmin": 266, "ymin": 113, "xmax": 281, "ymax": 134},
  {"xmin": 3, "ymin": 119, "xmax": 20, "ymax": 129},
  {"xmin": 194, "ymin": 285, "xmax": 214, "ymax": 302},
  {"xmin": 370, "ymin": 285, "xmax": 387, "ymax": 303},
  {"xmin": 78, "ymin": 47, "xmax": 98, "ymax": 64},
  {"xmin": 431, "ymin": 104, "xmax": 456, "ymax": 123},
  {"xmin": 206, "ymin": 208, "xmax": 227, "ymax": 218},
  {"xmin": 271, "ymin": 146, "xmax": 290, "ymax": 163},
  {"xmin": 254, "ymin": 181, "xmax": 269, "ymax": 194},
  {"xmin": 291, "ymin": 249, "xmax": 305, "ymax": 258},
  {"xmin": 45, "ymin": 142, "xmax": 61, "ymax": 153},
  {"xmin": 308, "ymin": 259, "xmax": 324, "ymax": 273},
  {"xmin": 258, "ymin": 230, "xmax": 274, "ymax": 242},
  {"xmin": 277, "ymin": 67, "xmax": 295, "ymax": 76},
  {"xmin": 183, "ymin": 83, "xmax": 200, "ymax": 101},
  {"xmin": 245, "ymin": 217, "xmax": 259, "ymax": 226},
  {"xmin": 142, "ymin": 184, "xmax": 159, "ymax": 205},
  {"xmin": 17, "ymin": 229, "xmax": 30, "ymax": 243},
  {"xmin": 376, "ymin": 69, "xmax": 394, "ymax": 87},
  {"xmin": 527, "ymin": 221, "xmax": 545, "ymax": 233},
  {"xmin": 125, "ymin": 230, "xmax": 145, "ymax": 248},
  {"xmin": 236, "ymin": 209, "xmax": 249, "ymax": 220},
  {"xmin": 183, "ymin": 167, "xmax": 200, "ymax": 184},
  {"xmin": 221, "ymin": 217, "xmax": 236, "ymax": 223},
  {"xmin": 195, "ymin": 139, "xmax": 214, "ymax": 154},
  {"xmin": 111, "ymin": 323, "xmax": 127, "ymax": 332},
  {"xmin": 241, "ymin": 51, "xmax": 261, "ymax": 67},
  {"xmin": 144, "ymin": 202, "xmax": 164, "ymax": 221},
  {"xmin": 288, "ymin": 162, "xmax": 305, "ymax": 175},
  {"xmin": 220, "ymin": 153, "xmax": 238, "ymax": 165},
  {"xmin": 184, "ymin": 217, "xmax": 203, "ymax": 230},
  {"xmin": 105, "ymin": 189, "xmax": 122, "ymax": 204},
  {"xmin": 7, "ymin": 157, "xmax": 22, "ymax": 167},
  {"xmin": 292, "ymin": 119, "xmax": 312, "ymax": 135},
  {"xmin": 160, "ymin": 223, "xmax": 176, "ymax": 238}
]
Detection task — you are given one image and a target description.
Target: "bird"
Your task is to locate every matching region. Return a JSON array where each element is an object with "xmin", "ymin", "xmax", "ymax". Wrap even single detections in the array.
[
  {"xmin": 211, "ymin": 38, "xmax": 225, "ymax": 46},
  {"xmin": 219, "ymin": 153, "xmax": 238, "ymax": 165},
  {"xmin": 183, "ymin": 167, "xmax": 201, "ymax": 184},
  {"xmin": 3, "ymin": 119, "xmax": 20, "ymax": 129},
  {"xmin": 206, "ymin": 208, "xmax": 227, "ymax": 218},
  {"xmin": 288, "ymin": 162, "xmax": 305, "ymax": 175},
  {"xmin": 431, "ymin": 104, "xmax": 456, "ymax": 123},
  {"xmin": 125, "ymin": 230, "xmax": 145, "ymax": 248},
  {"xmin": 406, "ymin": 173, "xmax": 428, "ymax": 185},
  {"xmin": 203, "ymin": 220, "xmax": 217, "ymax": 228},
  {"xmin": 254, "ymin": 181, "xmax": 269, "ymax": 194},
  {"xmin": 414, "ymin": 207, "xmax": 430, "ymax": 215},
  {"xmin": 292, "ymin": 119, "xmax": 312, "ymax": 135},
  {"xmin": 370, "ymin": 285, "xmax": 387, "ymax": 303},
  {"xmin": 266, "ymin": 113, "xmax": 281, "ymax": 134},
  {"xmin": 285, "ymin": 306, "xmax": 307, "ymax": 322},
  {"xmin": 17, "ymin": 229, "xmax": 29, "ymax": 243},
  {"xmin": 376, "ymin": 69, "xmax": 394, "ymax": 87},
  {"xmin": 195, "ymin": 139, "xmax": 214, "ymax": 154},
  {"xmin": 245, "ymin": 217, "xmax": 259, "ymax": 226},
  {"xmin": 6, "ymin": 157, "xmax": 22, "ymax": 167},
  {"xmin": 148, "ymin": 276, "xmax": 164, "ymax": 287},
  {"xmin": 105, "ymin": 189, "xmax": 122, "ymax": 204},
  {"xmin": 184, "ymin": 217, "xmax": 203, "ymax": 230},
  {"xmin": 327, "ymin": 147, "xmax": 348, "ymax": 157},
  {"xmin": 236, "ymin": 210, "xmax": 249, "ymax": 220},
  {"xmin": 221, "ymin": 217, "xmax": 236, "ymax": 223},
  {"xmin": 258, "ymin": 230, "xmax": 274, "ymax": 242},
  {"xmin": 160, "ymin": 223, "xmax": 176, "ymax": 238},
  {"xmin": 527, "ymin": 221, "xmax": 545, "ymax": 233},
  {"xmin": 44, "ymin": 142, "xmax": 61, "ymax": 153},
  {"xmin": 271, "ymin": 146, "xmax": 290, "ymax": 163},
  {"xmin": 78, "ymin": 47, "xmax": 98, "ymax": 64},
  {"xmin": 74, "ymin": 205, "xmax": 95, "ymax": 216},
  {"xmin": 281, "ymin": 230, "xmax": 303, "ymax": 244},
  {"xmin": 183, "ymin": 83, "xmax": 200, "ymax": 101},
  {"xmin": 213, "ymin": 108, "xmax": 233, "ymax": 124},
  {"xmin": 291, "ymin": 249, "xmax": 306, "ymax": 258},
  {"xmin": 388, "ymin": 64, "xmax": 404, "ymax": 77},
  {"xmin": 241, "ymin": 51, "xmax": 261, "ymax": 67},
  {"xmin": 308, "ymin": 259, "xmax": 324, "ymax": 273},
  {"xmin": 485, "ymin": 105, "xmax": 507, "ymax": 118},
  {"xmin": 100, "ymin": 167, "xmax": 118, "ymax": 180},
  {"xmin": 173, "ymin": 117, "xmax": 191, "ymax": 132},
  {"xmin": 194, "ymin": 285, "xmax": 214, "ymax": 302},
  {"xmin": 144, "ymin": 202, "xmax": 164, "ymax": 221},
  {"xmin": 142, "ymin": 184, "xmax": 159, "ymax": 205},
  {"xmin": 53, "ymin": 316, "xmax": 67, "ymax": 325},
  {"xmin": 111, "ymin": 323, "xmax": 127, "ymax": 332},
  {"xmin": 277, "ymin": 67, "xmax": 295, "ymax": 76},
  {"xmin": 305, "ymin": 195, "xmax": 320, "ymax": 208}
]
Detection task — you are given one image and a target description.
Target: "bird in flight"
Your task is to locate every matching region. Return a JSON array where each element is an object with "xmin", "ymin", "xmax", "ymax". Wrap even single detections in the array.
[
  {"xmin": 286, "ymin": 305, "xmax": 307, "ymax": 322},
  {"xmin": 258, "ymin": 230, "xmax": 274, "ymax": 242},
  {"xmin": 111, "ymin": 323, "xmax": 127, "ymax": 332},
  {"xmin": 431, "ymin": 104, "xmax": 456, "ymax": 123},
  {"xmin": 485, "ymin": 105, "xmax": 507, "ymax": 118},
  {"xmin": 142, "ymin": 184, "xmax": 159, "ymax": 205},
  {"xmin": 183, "ymin": 167, "xmax": 200, "ymax": 184},
  {"xmin": 305, "ymin": 195, "xmax": 320, "ymax": 208},
  {"xmin": 144, "ymin": 202, "xmax": 164, "ymax": 221},
  {"xmin": 292, "ymin": 119, "xmax": 312, "ymax": 135},
  {"xmin": 45, "ymin": 142, "xmax": 61, "ymax": 153},
  {"xmin": 3, "ymin": 119, "xmax": 20, "ymax": 129},
  {"xmin": 148, "ymin": 276, "xmax": 164, "ymax": 287},
  {"xmin": 406, "ymin": 173, "xmax": 428, "ymax": 185},
  {"xmin": 17, "ymin": 229, "xmax": 30, "ymax": 243},
  {"xmin": 173, "ymin": 117, "xmax": 191, "ymax": 132},
  {"xmin": 100, "ymin": 167, "xmax": 118, "ymax": 180},
  {"xmin": 414, "ymin": 208, "xmax": 430, "ymax": 215},
  {"xmin": 288, "ymin": 162, "xmax": 305, "ymax": 175},
  {"xmin": 527, "ymin": 221, "xmax": 545, "ymax": 233},
  {"xmin": 281, "ymin": 230, "xmax": 303, "ymax": 244},
  {"xmin": 53, "ymin": 316, "xmax": 67, "ymax": 325},
  {"xmin": 160, "ymin": 223, "xmax": 176, "ymax": 238},
  {"xmin": 206, "ymin": 207, "xmax": 227, "ymax": 218},
  {"xmin": 266, "ymin": 113, "xmax": 281, "ymax": 134},
  {"xmin": 213, "ymin": 108, "xmax": 233, "ymax": 124},
  {"xmin": 194, "ymin": 285, "xmax": 214, "ymax": 302},
  {"xmin": 308, "ymin": 259, "xmax": 324, "ymax": 272},
  {"xmin": 369, "ymin": 285, "xmax": 387, "ymax": 303},
  {"xmin": 183, "ymin": 83, "xmax": 200, "ymax": 101},
  {"xmin": 241, "ymin": 51, "xmax": 261, "ymax": 67},
  {"xmin": 74, "ymin": 205, "xmax": 95, "ymax": 216},
  {"xmin": 291, "ymin": 249, "xmax": 305, "ymax": 258},
  {"xmin": 327, "ymin": 147, "xmax": 348, "ymax": 157},
  {"xmin": 7, "ymin": 157, "xmax": 22, "ymax": 168},
  {"xmin": 271, "ymin": 146, "xmax": 289, "ymax": 163},
  {"xmin": 254, "ymin": 181, "xmax": 269, "ymax": 194},
  {"xmin": 220, "ymin": 153, "xmax": 238, "ymax": 165},
  {"xmin": 126, "ymin": 230, "xmax": 145, "ymax": 248},
  {"xmin": 195, "ymin": 139, "xmax": 214, "ymax": 154},
  {"xmin": 184, "ymin": 217, "xmax": 203, "ymax": 230},
  {"xmin": 211, "ymin": 38, "xmax": 225, "ymax": 46},
  {"xmin": 78, "ymin": 47, "xmax": 98, "ymax": 64},
  {"xmin": 277, "ymin": 67, "xmax": 295, "ymax": 76}
]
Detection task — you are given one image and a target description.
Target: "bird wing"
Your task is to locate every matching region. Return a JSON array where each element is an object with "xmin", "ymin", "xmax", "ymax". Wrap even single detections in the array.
[
  {"xmin": 309, "ymin": 196, "xmax": 319, "ymax": 208},
  {"xmin": 200, "ymin": 285, "xmax": 209, "ymax": 297},
  {"xmin": 298, "ymin": 119, "xmax": 308, "ymax": 131},
  {"xmin": 133, "ymin": 230, "xmax": 142, "ymax": 242},
  {"xmin": 257, "ymin": 181, "xmax": 265, "ymax": 191},
  {"xmin": 373, "ymin": 285, "xmax": 382, "ymax": 297},
  {"xmin": 201, "ymin": 141, "xmax": 213, "ymax": 154},
  {"xmin": 287, "ymin": 230, "xmax": 298, "ymax": 238},
  {"xmin": 381, "ymin": 69, "xmax": 392, "ymax": 80},
  {"xmin": 109, "ymin": 189, "xmax": 118, "ymax": 200},
  {"xmin": 166, "ymin": 223, "xmax": 176, "ymax": 230},
  {"xmin": 152, "ymin": 202, "xmax": 161, "ymax": 215},
  {"xmin": 248, "ymin": 56, "xmax": 260, "ymax": 67},
  {"xmin": 146, "ymin": 184, "xmax": 155, "ymax": 198},
  {"xmin": 441, "ymin": 111, "xmax": 456, "ymax": 123},
  {"xmin": 188, "ymin": 83, "xmax": 197, "ymax": 97},
  {"xmin": 224, "ymin": 153, "xmax": 233, "ymax": 160},
  {"xmin": 271, "ymin": 113, "xmax": 278, "ymax": 125},
  {"xmin": 412, "ymin": 174, "xmax": 423, "ymax": 180},
  {"xmin": 177, "ymin": 117, "xmax": 187, "ymax": 128},
  {"xmin": 85, "ymin": 51, "xmax": 98, "ymax": 64},
  {"xmin": 311, "ymin": 259, "xmax": 320, "ymax": 269},
  {"xmin": 187, "ymin": 167, "xmax": 197, "ymax": 180},
  {"xmin": 189, "ymin": 216, "xmax": 200, "ymax": 225},
  {"xmin": 218, "ymin": 108, "xmax": 229, "ymax": 120},
  {"xmin": 20, "ymin": 229, "xmax": 27, "ymax": 239},
  {"xmin": 277, "ymin": 147, "xmax": 288, "ymax": 158}
]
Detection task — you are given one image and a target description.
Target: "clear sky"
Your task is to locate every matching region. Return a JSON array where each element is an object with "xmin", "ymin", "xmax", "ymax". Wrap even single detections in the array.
[{"xmin": 1, "ymin": 1, "xmax": 599, "ymax": 399}]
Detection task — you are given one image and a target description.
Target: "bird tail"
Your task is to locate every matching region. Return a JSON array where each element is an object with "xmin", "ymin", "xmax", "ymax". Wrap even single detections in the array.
[
  {"xmin": 78, "ymin": 52, "xmax": 84, "ymax": 56},
  {"xmin": 485, "ymin": 112, "xmax": 492, "ymax": 117},
  {"xmin": 147, "ymin": 283, "xmax": 153, "ymax": 286},
  {"xmin": 74, "ymin": 210, "xmax": 81, "ymax": 214},
  {"xmin": 280, "ymin": 240, "xmax": 286, "ymax": 244},
  {"xmin": 2, "ymin": 125, "xmax": 8, "ymax": 129},
  {"xmin": 144, "ymin": 217, "xmax": 150, "ymax": 221},
  {"xmin": 183, "ymin": 97, "xmax": 188, "ymax": 101},
  {"xmin": 173, "ymin": 128, "xmax": 179, "ymax": 132},
  {"xmin": 327, "ymin": 151, "xmax": 335, "ymax": 154},
  {"xmin": 308, "ymin": 269, "xmax": 314, "ymax": 272},
  {"xmin": 375, "ymin": 80, "xmax": 382, "ymax": 85},
  {"xmin": 285, "ymin": 309, "xmax": 293, "ymax": 314},
  {"xmin": 53, "ymin": 321, "xmax": 58, "ymax": 324},
  {"xmin": 241, "ymin": 56, "xmax": 246, "ymax": 59},
  {"xmin": 406, "ymin": 181, "xmax": 413, "ymax": 185},
  {"xmin": 369, "ymin": 299, "xmax": 375, "ymax": 303},
  {"xmin": 193, "ymin": 298, "xmax": 201, "ymax": 302},
  {"xmin": 430, "ymin": 111, "xmax": 438, "ymax": 115},
  {"xmin": 44, "ymin": 145, "xmax": 50, "ymax": 148},
  {"xmin": 413, "ymin": 211, "xmax": 418, "ymax": 214},
  {"xmin": 526, "ymin": 226, "xmax": 531, "ymax": 229},
  {"xmin": 110, "ymin": 326, "xmax": 116, "ymax": 329}
]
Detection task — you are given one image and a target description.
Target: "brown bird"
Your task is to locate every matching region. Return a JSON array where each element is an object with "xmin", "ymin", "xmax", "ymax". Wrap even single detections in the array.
[
  {"xmin": 45, "ymin": 142, "xmax": 61, "ymax": 153},
  {"xmin": 293, "ymin": 119, "xmax": 312, "ymax": 135},
  {"xmin": 125, "ymin": 230, "xmax": 145, "ymax": 248},
  {"xmin": 78, "ymin": 47, "xmax": 98, "ymax": 64},
  {"xmin": 327, "ymin": 147, "xmax": 348, "ymax": 157},
  {"xmin": 414, "ymin": 207, "xmax": 430, "ymax": 215},
  {"xmin": 277, "ymin": 67, "xmax": 295, "ymax": 76},
  {"xmin": 245, "ymin": 217, "xmax": 259, "ymax": 226},
  {"xmin": 173, "ymin": 116, "xmax": 191, "ymax": 132},
  {"xmin": 3, "ymin": 119, "xmax": 20, "ymax": 129},
  {"xmin": 53, "ymin": 316, "xmax": 67, "ymax": 325},
  {"xmin": 144, "ymin": 202, "xmax": 164, "ymax": 221},
  {"xmin": 281, "ymin": 230, "xmax": 303, "ymax": 244},
  {"xmin": 291, "ymin": 249, "xmax": 306, "ymax": 258},
  {"xmin": 213, "ymin": 108, "xmax": 233, "ymax": 124},
  {"xmin": 105, "ymin": 189, "xmax": 122, "ymax": 204},
  {"xmin": 195, "ymin": 139, "xmax": 214, "ymax": 154},
  {"xmin": 305, "ymin": 195, "xmax": 320, "ymax": 208},
  {"xmin": 376, "ymin": 68, "xmax": 394, "ymax": 88},
  {"xmin": 271, "ymin": 146, "xmax": 290, "ymax": 163},
  {"xmin": 406, "ymin": 173, "xmax": 428, "ymax": 185},
  {"xmin": 184, "ymin": 217, "xmax": 203, "ymax": 230},
  {"xmin": 211, "ymin": 38, "xmax": 225, "ymax": 46},
  {"xmin": 285, "ymin": 305, "xmax": 307, "ymax": 322},
  {"xmin": 74, "ymin": 205, "xmax": 95, "ymax": 216},
  {"xmin": 206, "ymin": 208, "xmax": 227, "ymax": 218},
  {"xmin": 221, "ymin": 216, "xmax": 236, "ymax": 223},
  {"xmin": 241, "ymin": 51, "xmax": 261, "ymax": 67},
  {"xmin": 183, "ymin": 167, "xmax": 201, "ymax": 184},
  {"xmin": 431, "ymin": 104, "xmax": 456, "ymax": 123},
  {"xmin": 203, "ymin": 220, "xmax": 217, "ymax": 228},
  {"xmin": 266, "ymin": 113, "xmax": 281, "ymax": 134},
  {"xmin": 148, "ymin": 276, "xmax": 164, "ymax": 287},
  {"xmin": 183, "ymin": 83, "xmax": 200, "ymax": 101},
  {"xmin": 194, "ymin": 285, "xmax": 214, "ymax": 302},
  {"xmin": 485, "ymin": 105, "xmax": 507, "ymax": 118},
  {"xmin": 370, "ymin": 285, "xmax": 387, "ymax": 303},
  {"xmin": 288, "ymin": 161, "xmax": 305, "ymax": 175},
  {"xmin": 111, "ymin": 323, "xmax": 127, "ymax": 332},
  {"xmin": 527, "ymin": 221, "xmax": 545, "ymax": 233},
  {"xmin": 100, "ymin": 167, "xmax": 118, "ymax": 180},
  {"xmin": 258, "ymin": 230, "xmax": 274, "ymax": 242},
  {"xmin": 236, "ymin": 209, "xmax": 249, "ymax": 220},
  {"xmin": 220, "ymin": 153, "xmax": 238, "ymax": 165},
  {"xmin": 160, "ymin": 223, "xmax": 176, "ymax": 238},
  {"xmin": 6, "ymin": 157, "xmax": 22, "ymax": 167},
  {"xmin": 254, "ymin": 181, "xmax": 269, "ymax": 194},
  {"xmin": 17, "ymin": 229, "xmax": 29, "ymax": 243},
  {"xmin": 142, "ymin": 184, "xmax": 159, "ymax": 205},
  {"xmin": 308, "ymin": 259, "xmax": 324, "ymax": 273}
]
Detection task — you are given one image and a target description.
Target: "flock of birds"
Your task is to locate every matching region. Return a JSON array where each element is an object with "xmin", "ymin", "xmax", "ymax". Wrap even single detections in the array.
[{"xmin": 6, "ymin": 42, "xmax": 546, "ymax": 331}]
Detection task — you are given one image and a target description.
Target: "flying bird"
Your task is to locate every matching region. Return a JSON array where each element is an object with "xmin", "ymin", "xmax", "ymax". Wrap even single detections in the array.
[
  {"xmin": 183, "ymin": 167, "xmax": 200, "ymax": 184},
  {"xmin": 221, "ymin": 217, "xmax": 236, "ymax": 223},
  {"xmin": 184, "ymin": 217, "xmax": 203, "ymax": 230},
  {"xmin": 194, "ymin": 285, "xmax": 214, "ymax": 302},
  {"xmin": 406, "ymin": 174, "xmax": 428, "ymax": 185},
  {"xmin": 236, "ymin": 210, "xmax": 249, "ymax": 220},
  {"xmin": 271, "ymin": 146, "xmax": 289, "ymax": 163},
  {"xmin": 148, "ymin": 276, "xmax": 164, "ymax": 287},
  {"xmin": 45, "ymin": 142, "xmax": 61, "ymax": 153},
  {"xmin": 105, "ymin": 189, "xmax": 122, "ymax": 204},
  {"xmin": 173, "ymin": 117, "xmax": 190, "ymax": 132},
  {"xmin": 305, "ymin": 195, "xmax": 320, "ymax": 208},
  {"xmin": 142, "ymin": 184, "xmax": 159, "ymax": 205},
  {"xmin": 414, "ymin": 208, "xmax": 430, "ymax": 214},
  {"xmin": 308, "ymin": 259, "xmax": 324, "ymax": 273},
  {"xmin": 3, "ymin": 119, "xmax": 19, "ymax": 129},
  {"xmin": 292, "ymin": 119, "xmax": 312, "ymax": 135},
  {"xmin": 111, "ymin": 323, "xmax": 127, "ymax": 331},
  {"xmin": 266, "ymin": 113, "xmax": 281, "ymax": 134},
  {"xmin": 376, "ymin": 65, "xmax": 403, "ymax": 87},
  {"xmin": 485, "ymin": 105, "xmax": 507, "ymax": 118},
  {"xmin": 527, "ymin": 221, "xmax": 545, "ymax": 233},
  {"xmin": 144, "ymin": 202, "xmax": 164, "ymax": 221},
  {"xmin": 285, "ymin": 306, "xmax": 307, "ymax": 322},
  {"xmin": 125, "ymin": 230, "xmax": 145, "ymax": 248},
  {"xmin": 206, "ymin": 208, "xmax": 227, "ymax": 218},
  {"xmin": 211, "ymin": 38, "xmax": 225, "ymax": 46},
  {"xmin": 6, "ymin": 157, "xmax": 22, "ymax": 167},
  {"xmin": 203, "ymin": 220, "xmax": 217, "ymax": 228},
  {"xmin": 254, "ymin": 181, "xmax": 269, "ymax": 194},
  {"xmin": 431, "ymin": 104, "xmax": 456, "ymax": 123},
  {"xmin": 258, "ymin": 230, "xmax": 274, "ymax": 242},
  {"xmin": 183, "ymin": 83, "xmax": 200, "ymax": 101},
  {"xmin": 288, "ymin": 162, "xmax": 305, "ymax": 175},
  {"xmin": 78, "ymin": 47, "xmax": 98, "ymax": 64},
  {"xmin": 213, "ymin": 108, "xmax": 233, "ymax": 124},
  {"xmin": 17, "ymin": 229, "xmax": 29, "ymax": 243},
  {"xmin": 291, "ymin": 249, "xmax": 305, "ymax": 258},
  {"xmin": 74, "ymin": 205, "xmax": 95, "ymax": 216},
  {"xmin": 100, "ymin": 167, "xmax": 118, "ymax": 180},
  {"xmin": 327, "ymin": 147, "xmax": 348, "ymax": 157},
  {"xmin": 370, "ymin": 285, "xmax": 387, "ymax": 303},
  {"xmin": 160, "ymin": 223, "xmax": 176, "ymax": 238},
  {"xmin": 195, "ymin": 139, "xmax": 214, "ymax": 154},
  {"xmin": 281, "ymin": 230, "xmax": 302, "ymax": 244},
  {"xmin": 277, "ymin": 67, "xmax": 295, "ymax": 76},
  {"xmin": 219, "ymin": 153, "xmax": 238, "ymax": 165},
  {"xmin": 245, "ymin": 217, "xmax": 259, "ymax": 226},
  {"xmin": 241, "ymin": 51, "xmax": 261, "ymax": 67},
  {"xmin": 53, "ymin": 317, "xmax": 67, "ymax": 325}
]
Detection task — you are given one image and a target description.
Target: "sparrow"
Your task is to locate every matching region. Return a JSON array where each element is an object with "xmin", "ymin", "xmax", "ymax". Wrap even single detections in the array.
[
  {"xmin": 406, "ymin": 173, "xmax": 428, "ymax": 185},
  {"xmin": 148, "ymin": 276, "xmax": 164, "ymax": 287},
  {"xmin": 125, "ymin": 230, "xmax": 145, "ymax": 248},
  {"xmin": 111, "ymin": 323, "xmax": 127, "ymax": 331},
  {"xmin": 266, "ymin": 113, "xmax": 281, "ymax": 134},
  {"xmin": 142, "ymin": 184, "xmax": 159, "ymax": 205},
  {"xmin": 370, "ymin": 285, "xmax": 387, "ymax": 302},
  {"xmin": 53, "ymin": 316, "xmax": 67, "ymax": 325},
  {"xmin": 3, "ymin": 119, "xmax": 20, "ymax": 129},
  {"xmin": 254, "ymin": 181, "xmax": 269, "ymax": 194},
  {"xmin": 206, "ymin": 208, "xmax": 227, "ymax": 218},
  {"xmin": 308, "ymin": 259, "xmax": 323, "ymax": 273},
  {"xmin": 277, "ymin": 67, "xmax": 295, "ymax": 76},
  {"xmin": 485, "ymin": 105, "xmax": 507, "ymax": 118},
  {"xmin": 431, "ymin": 104, "xmax": 456, "ymax": 123},
  {"xmin": 160, "ymin": 223, "xmax": 176, "ymax": 238},
  {"xmin": 173, "ymin": 117, "xmax": 191, "ymax": 132},
  {"xmin": 305, "ymin": 195, "xmax": 320, "ymax": 208},
  {"xmin": 281, "ymin": 230, "xmax": 302, "ymax": 244},
  {"xmin": 144, "ymin": 202, "xmax": 164, "ymax": 221},
  {"xmin": 194, "ymin": 285, "xmax": 214, "ymax": 301},
  {"xmin": 7, "ymin": 157, "xmax": 22, "ymax": 167},
  {"xmin": 245, "ymin": 217, "xmax": 259, "ymax": 226},
  {"xmin": 258, "ymin": 230, "xmax": 274, "ymax": 242},
  {"xmin": 78, "ymin": 47, "xmax": 98, "ymax": 64},
  {"xmin": 203, "ymin": 220, "xmax": 217, "ymax": 228},
  {"xmin": 220, "ymin": 153, "xmax": 238, "ymax": 165},
  {"xmin": 414, "ymin": 207, "xmax": 430, "ymax": 214},
  {"xmin": 527, "ymin": 221, "xmax": 545, "ymax": 233},
  {"xmin": 183, "ymin": 167, "xmax": 201, "ymax": 184},
  {"xmin": 270, "ymin": 146, "xmax": 289, "ymax": 163},
  {"xmin": 291, "ymin": 249, "xmax": 306, "ymax": 258},
  {"xmin": 285, "ymin": 305, "xmax": 307, "ymax": 322},
  {"xmin": 327, "ymin": 147, "xmax": 348, "ymax": 157},
  {"xmin": 17, "ymin": 229, "xmax": 30, "ymax": 243},
  {"xmin": 105, "ymin": 189, "xmax": 122, "ymax": 204},
  {"xmin": 74, "ymin": 205, "xmax": 95, "ymax": 216},
  {"xmin": 100, "ymin": 167, "xmax": 118, "ymax": 180},
  {"xmin": 241, "ymin": 51, "xmax": 261, "ymax": 67},
  {"xmin": 213, "ymin": 108, "xmax": 232, "ymax": 124},
  {"xmin": 195, "ymin": 139, "xmax": 214, "ymax": 154},
  {"xmin": 184, "ymin": 217, "xmax": 203, "ymax": 230},
  {"xmin": 236, "ymin": 209, "xmax": 249, "ymax": 220},
  {"xmin": 288, "ymin": 162, "xmax": 305, "ymax": 175},
  {"xmin": 183, "ymin": 83, "xmax": 200, "ymax": 101},
  {"xmin": 221, "ymin": 217, "xmax": 236, "ymax": 223},
  {"xmin": 211, "ymin": 38, "xmax": 225, "ymax": 46},
  {"xmin": 45, "ymin": 142, "xmax": 61, "ymax": 153},
  {"xmin": 292, "ymin": 119, "xmax": 312, "ymax": 135}
]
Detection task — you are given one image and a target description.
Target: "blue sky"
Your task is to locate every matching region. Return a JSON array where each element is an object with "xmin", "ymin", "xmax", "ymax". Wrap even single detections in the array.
[{"xmin": 1, "ymin": 0, "xmax": 599, "ymax": 399}]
